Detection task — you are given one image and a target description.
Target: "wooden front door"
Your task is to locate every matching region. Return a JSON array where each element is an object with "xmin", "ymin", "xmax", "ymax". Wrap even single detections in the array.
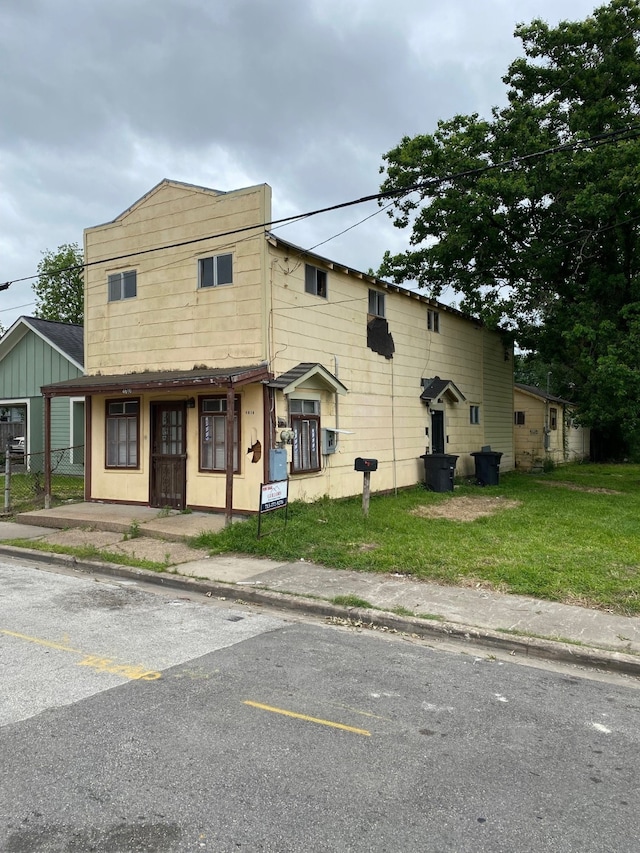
[{"xmin": 150, "ymin": 403, "xmax": 186, "ymax": 509}]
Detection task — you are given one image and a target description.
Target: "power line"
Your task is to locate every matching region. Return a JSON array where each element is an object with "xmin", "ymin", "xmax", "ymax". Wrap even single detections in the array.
[{"xmin": 3, "ymin": 124, "xmax": 640, "ymax": 290}]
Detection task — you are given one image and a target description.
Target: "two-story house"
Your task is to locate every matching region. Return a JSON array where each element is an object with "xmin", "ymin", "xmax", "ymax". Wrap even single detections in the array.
[{"xmin": 43, "ymin": 179, "xmax": 514, "ymax": 516}]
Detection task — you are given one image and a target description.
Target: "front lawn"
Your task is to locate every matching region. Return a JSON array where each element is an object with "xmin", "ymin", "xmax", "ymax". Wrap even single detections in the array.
[{"xmin": 193, "ymin": 464, "xmax": 640, "ymax": 614}]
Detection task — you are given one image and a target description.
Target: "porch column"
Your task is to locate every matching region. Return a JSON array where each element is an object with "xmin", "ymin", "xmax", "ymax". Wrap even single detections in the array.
[
  {"xmin": 225, "ymin": 383, "xmax": 235, "ymax": 526},
  {"xmin": 44, "ymin": 394, "xmax": 51, "ymax": 509}
]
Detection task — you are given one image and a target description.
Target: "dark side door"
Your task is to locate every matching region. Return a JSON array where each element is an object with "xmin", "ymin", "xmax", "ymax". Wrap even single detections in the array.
[{"xmin": 431, "ymin": 410, "xmax": 445, "ymax": 454}]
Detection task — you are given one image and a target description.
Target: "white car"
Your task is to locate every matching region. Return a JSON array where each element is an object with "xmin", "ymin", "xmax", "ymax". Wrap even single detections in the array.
[{"xmin": 9, "ymin": 436, "xmax": 25, "ymax": 458}]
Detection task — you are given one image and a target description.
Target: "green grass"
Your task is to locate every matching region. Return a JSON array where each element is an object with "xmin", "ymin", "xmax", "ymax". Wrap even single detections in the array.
[
  {"xmin": 192, "ymin": 464, "xmax": 640, "ymax": 615},
  {"xmin": 2, "ymin": 538, "xmax": 171, "ymax": 573}
]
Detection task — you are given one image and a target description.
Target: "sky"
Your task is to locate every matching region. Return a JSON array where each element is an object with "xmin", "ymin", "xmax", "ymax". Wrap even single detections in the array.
[{"xmin": 1, "ymin": 0, "xmax": 599, "ymax": 330}]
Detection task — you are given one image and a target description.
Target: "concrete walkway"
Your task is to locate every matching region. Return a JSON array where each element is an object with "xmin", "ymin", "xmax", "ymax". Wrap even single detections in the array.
[{"xmin": 2, "ymin": 503, "xmax": 639, "ymax": 676}]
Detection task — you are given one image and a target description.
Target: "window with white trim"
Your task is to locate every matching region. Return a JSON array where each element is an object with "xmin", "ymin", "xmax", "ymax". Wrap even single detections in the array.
[
  {"xmin": 470, "ymin": 405, "xmax": 480, "ymax": 425},
  {"xmin": 108, "ymin": 270, "xmax": 137, "ymax": 302},
  {"xmin": 550, "ymin": 407, "xmax": 558, "ymax": 430},
  {"xmin": 427, "ymin": 309, "xmax": 440, "ymax": 332},
  {"xmin": 368, "ymin": 289, "xmax": 385, "ymax": 318},
  {"xmin": 106, "ymin": 399, "xmax": 139, "ymax": 468},
  {"xmin": 305, "ymin": 264, "xmax": 327, "ymax": 298},
  {"xmin": 199, "ymin": 254, "xmax": 233, "ymax": 288},
  {"xmin": 290, "ymin": 399, "xmax": 320, "ymax": 473},
  {"xmin": 199, "ymin": 396, "xmax": 240, "ymax": 472}
]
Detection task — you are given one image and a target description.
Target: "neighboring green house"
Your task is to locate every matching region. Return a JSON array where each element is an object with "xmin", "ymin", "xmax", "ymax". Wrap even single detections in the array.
[{"xmin": 0, "ymin": 317, "xmax": 84, "ymax": 471}]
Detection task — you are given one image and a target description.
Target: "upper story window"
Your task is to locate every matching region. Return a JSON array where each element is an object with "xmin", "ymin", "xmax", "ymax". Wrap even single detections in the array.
[
  {"xmin": 108, "ymin": 270, "xmax": 137, "ymax": 302},
  {"xmin": 305, "ymin": 264, "xmax": 327, "ymax": 298},
  {"xmin": 199, "ymin": 254, "xmax": 233, "ymax": 289},
  {"xmin": 105, "ymin": 399, "xmax": 139, "ymax": 468},
  {"xmin": 427, "ymin": 309, "xmax": 440, "ymax": 332},
  {"xmin": 368, "ymin": 289, "xmax": 385, "ymax": 318}
]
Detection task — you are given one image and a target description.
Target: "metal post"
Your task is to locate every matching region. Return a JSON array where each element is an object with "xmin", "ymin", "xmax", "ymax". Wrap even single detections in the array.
[
  {"xmin": 44, "ymin": 394, "xmax": 52, "ymax": 509},
  {"xmin": 4, "ymin": 444, "xmax": 11, "ymax": 513},
  {"xmin": 225, "ymin": 383, "xmax": 235, "ymax": 527}
]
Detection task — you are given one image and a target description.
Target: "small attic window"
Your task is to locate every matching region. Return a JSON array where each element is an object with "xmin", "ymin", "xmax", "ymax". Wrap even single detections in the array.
[
  {"xmin": 368, "ymin": 289, "xmax": 385, "ymax": 318},
  {"xmin": 305, "ymin": 264, "xmax": 327, "ymax": 298}
]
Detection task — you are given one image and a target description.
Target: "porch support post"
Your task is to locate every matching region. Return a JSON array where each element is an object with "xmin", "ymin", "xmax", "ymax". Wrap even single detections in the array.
[
  {"xmin": 225, "ymin": 383, "xmax": 235, "ymax": 526},
  {"xmin": 44, "ymin": 394, "xmax": 52, "ymax": 509}
]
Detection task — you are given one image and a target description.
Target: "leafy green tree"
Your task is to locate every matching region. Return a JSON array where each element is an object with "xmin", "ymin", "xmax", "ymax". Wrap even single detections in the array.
[
  {"xmin": 33, "ymin": 243, "xmax": 84, "ymax": 325},
  {"xmin": 378, "ymin": 0, "xmax": 640, "ymax": 455}
]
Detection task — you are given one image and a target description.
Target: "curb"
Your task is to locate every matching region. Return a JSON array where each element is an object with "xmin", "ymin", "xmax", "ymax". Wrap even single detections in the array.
[{"xmin": 3, "ymin": 543, "xmax": 640, "ymax": 679}]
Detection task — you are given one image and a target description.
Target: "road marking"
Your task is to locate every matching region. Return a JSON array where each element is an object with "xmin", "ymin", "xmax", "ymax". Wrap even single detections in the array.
[
  {"xmin": 243, "ymin": 700, "xmax": 371, "ymax": 736},
  {"xmin": 0, "ymin": 628, "xmax": 161, "ymax": 681}
]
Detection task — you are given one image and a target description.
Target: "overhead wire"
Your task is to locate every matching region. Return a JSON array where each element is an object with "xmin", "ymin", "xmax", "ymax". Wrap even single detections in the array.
[{"xmin": 2, "ymin": 123, "xmax": 640, "ymax": 291}]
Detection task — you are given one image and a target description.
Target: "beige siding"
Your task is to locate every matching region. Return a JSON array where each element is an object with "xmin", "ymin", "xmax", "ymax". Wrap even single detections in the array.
[
  {"xmin": 514, "ymin": 389, "xmax": 590, "ymax": 469},
  {"xmin": 269, "ymin": 247, "xmax": 514, "ymax": 500},
  {"xmin": 84, "ymin": 182, "xmax": 270, "ymax": 374},
  {"xmin": 84, "ymin": 181, "xmax": 515, "ymax": 511}
]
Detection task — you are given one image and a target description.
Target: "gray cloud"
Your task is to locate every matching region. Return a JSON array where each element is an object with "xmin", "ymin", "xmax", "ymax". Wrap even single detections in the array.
[{"xmin": 0, "ymin": 0, "xmax": 598, "ymax": 326}]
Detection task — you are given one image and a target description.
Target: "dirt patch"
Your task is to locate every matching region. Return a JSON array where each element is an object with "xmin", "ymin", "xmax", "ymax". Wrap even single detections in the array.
[
  {"xmin": 411, "ymin": 495, "xmax": 521, "ymax": 522},
  {"xmin": 35, "ymin": 527, "xmax": 206, "ymax": 565},
  {"xmin": 537, "ymin": 480, "xmax": 622, "ymax": 495}
]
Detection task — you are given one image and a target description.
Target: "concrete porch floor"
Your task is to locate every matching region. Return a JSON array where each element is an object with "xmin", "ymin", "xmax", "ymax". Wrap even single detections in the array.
[{"xmin": 15, "ymin": 502, "xmax": 238, "ymax": 541}]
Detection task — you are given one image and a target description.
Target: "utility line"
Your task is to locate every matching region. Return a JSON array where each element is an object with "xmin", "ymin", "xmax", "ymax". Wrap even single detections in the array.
[{"xmin": 3, "ymin": 124, "xmax": 639, "ymax": 290}]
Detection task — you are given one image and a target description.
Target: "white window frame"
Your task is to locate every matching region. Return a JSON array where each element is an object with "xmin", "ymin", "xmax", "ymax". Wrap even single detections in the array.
[
  {"xmin": 199, "ymin": 254, "xmax": 233, "ymax": 289},
  {"xmin": 108, "ymin": 270, "xmax": 137, "ymax": 302},
  {"xmin": 305, "ymin": 264, "xmax": 328, "ymax": 298},
  {"xmin": 368, "ymin": 289, "xmax": 385, "ymax": 318},
  {"xmin": 427, "ymin": 309, "xmax": 440, "ymax": 332},
  {"xmin": 470, "ymin": 405, "xmax": 480, "ymax": 425}
]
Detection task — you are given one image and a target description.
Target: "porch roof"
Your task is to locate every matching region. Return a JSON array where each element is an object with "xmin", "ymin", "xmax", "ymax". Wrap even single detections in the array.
[
  {"xmin": 42, "ymin": 363, "xmax": 272, "ymax": 398},
  {"xmin": 420, "ymin": 376, "xmax": 466, "ymax": 404},
  {"xmin": 268, "ymin": 362, "xmax": 348, "ymax": 395}
]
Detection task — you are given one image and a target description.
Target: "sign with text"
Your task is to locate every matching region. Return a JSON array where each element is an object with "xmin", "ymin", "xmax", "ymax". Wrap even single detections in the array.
[{"xmin": 260, "ymin": 479, "xmax": 289, "ymax": 513}]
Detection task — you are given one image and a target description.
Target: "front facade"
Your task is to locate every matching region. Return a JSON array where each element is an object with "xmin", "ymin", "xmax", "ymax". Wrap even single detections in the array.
[
  {"xmin": 0, "ymin": 317, "xmax": 84, "ymax": 471},
  {"xmin": 514, "ymin": 384, "xmax": 590, "ymax": 470},
  {"xmin": 44, "ymin": 180, "xmax": 514, "ymax": 513}
]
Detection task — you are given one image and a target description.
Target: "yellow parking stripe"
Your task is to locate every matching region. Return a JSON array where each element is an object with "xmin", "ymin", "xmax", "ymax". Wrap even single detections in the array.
[
  {"xmin": 243, "ymin": 700, "xmax": 371, "ymax": 736},
  {"xmin": 1, "ymin": 628, "xmax": 161, "ymax": 681}
]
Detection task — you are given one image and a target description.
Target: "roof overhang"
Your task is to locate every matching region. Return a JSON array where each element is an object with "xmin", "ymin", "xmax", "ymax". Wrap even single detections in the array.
[
  {"xmin": 42, "ymin": 364, "xmax": 272, "ymax": 398},
  {"xmin": 269, "ymin": 362, "xmax": 348, "ymax": 396},
  {"xmin": 420, "ymin": 377, "xmax": 466, "ymax": 404}
]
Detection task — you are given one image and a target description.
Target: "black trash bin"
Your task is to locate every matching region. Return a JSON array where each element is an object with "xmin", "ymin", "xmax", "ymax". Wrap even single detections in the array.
[
  {"xmin": 420, "ymin": 453, "xmax": 459, "ymax": 492},
  {"xmin": 471, "ymin": 449, "xmax": 503, "ymax": 486}
]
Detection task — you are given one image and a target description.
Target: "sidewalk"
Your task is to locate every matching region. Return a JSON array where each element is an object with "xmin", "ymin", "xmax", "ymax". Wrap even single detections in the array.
[{"xmin": 1, "ymin": 503, "xmax": 639, "ymax": 677}]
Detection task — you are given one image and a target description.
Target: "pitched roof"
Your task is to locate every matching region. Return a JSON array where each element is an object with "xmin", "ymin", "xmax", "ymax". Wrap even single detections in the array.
[
  {"xmin": 269, "ymin": 363, "xmax": 348, "ymax": 395},
  {"xmin": 420, "ymin": 376, "xmax": 466, "ymax": 403},
  {"xmin": 515, "ymin": 383, "xmax": 570, "ymax": 406},
  {"xmin": 25, "ymin": 317, "xmax": 84, "ymax": 367},
  {"xmin": 0, "ymin": 316, "xmax": 84, "ymax": 370}
]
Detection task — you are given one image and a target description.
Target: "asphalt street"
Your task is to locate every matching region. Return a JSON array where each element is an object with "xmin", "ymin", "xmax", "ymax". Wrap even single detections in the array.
[{"xmin": 2, "ymin": 559, "xmax": 639, "ymax": 853}]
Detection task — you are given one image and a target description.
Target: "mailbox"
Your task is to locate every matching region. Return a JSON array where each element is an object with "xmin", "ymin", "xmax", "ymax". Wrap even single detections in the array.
[{"xmin": 354, "ymin": 457, "xmax": 378, "ymax": 472}]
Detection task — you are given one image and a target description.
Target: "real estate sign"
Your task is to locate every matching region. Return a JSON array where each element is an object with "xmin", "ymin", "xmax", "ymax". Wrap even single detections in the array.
[{"xmin": 260, "ymin": 479, "xmax": 288, "ymax": 513}]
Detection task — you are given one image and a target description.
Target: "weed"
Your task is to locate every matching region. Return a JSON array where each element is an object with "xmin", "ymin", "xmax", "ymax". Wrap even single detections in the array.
[
  {"xmin": 127, "ymin": 520, "xmax": 141, "ymax": 539},
  {"xmin": 157, "ymin": 506, "xmax": 172, "ymax": 518},
  {"xmin": 392, "ymin": 606, "xmax": 415, "ymax": 617},
  {"xmin": 332, "ymin": 594, "xmax": 374, "ymax": 609}
]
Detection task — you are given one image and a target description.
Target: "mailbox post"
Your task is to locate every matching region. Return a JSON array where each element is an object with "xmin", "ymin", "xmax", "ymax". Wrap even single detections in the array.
[{"xmin": 354, "ymin": 457, "xmax": 378, "ymax": 517}]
